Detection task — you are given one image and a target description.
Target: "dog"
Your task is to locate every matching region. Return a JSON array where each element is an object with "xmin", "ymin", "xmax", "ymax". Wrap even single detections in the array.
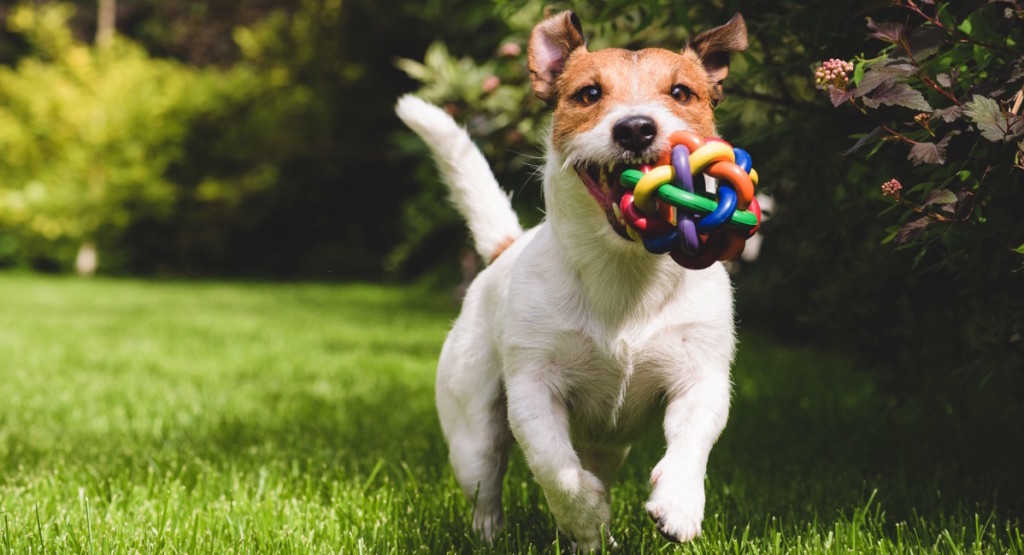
[{"xmin": 395, "ymin": 10, "xmax": 747, "ymax": 550}]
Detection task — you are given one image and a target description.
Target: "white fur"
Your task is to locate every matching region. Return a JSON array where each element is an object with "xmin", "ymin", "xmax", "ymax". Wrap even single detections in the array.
[
  {"xmin": 395, "ymin": 95, "xmax": 523, "ymax": 260},
  {"xmin": 397, "ymin": 93, "xmax": 735, "ymax": 550},
  {"xmin": 563, "ymin": 102, "xmax": 692, "ymax": 169}
]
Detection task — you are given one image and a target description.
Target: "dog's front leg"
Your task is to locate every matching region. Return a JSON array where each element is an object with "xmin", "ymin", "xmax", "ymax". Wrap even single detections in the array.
[
  {"xmin": 505, "ymin": 372, "xmax": 611, "ymax": 551},
  {"xmin": 646, "ymin": 372, "xmax": 731, "ymax": 543}
]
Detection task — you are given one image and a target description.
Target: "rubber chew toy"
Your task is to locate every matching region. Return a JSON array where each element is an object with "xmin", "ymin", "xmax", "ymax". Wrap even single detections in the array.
[{"xmin": 617, "ymin": 130, "xmax": 762, "ymax": 270}]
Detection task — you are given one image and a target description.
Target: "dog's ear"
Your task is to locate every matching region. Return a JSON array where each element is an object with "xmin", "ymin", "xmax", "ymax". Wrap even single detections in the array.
[
  {"xmin": 688, "ymin": 13, "xmax": 748, "ymax": 103},
  {"xmin": 528, "ymin": 11, "xmax": 586, "ymax": 104}
]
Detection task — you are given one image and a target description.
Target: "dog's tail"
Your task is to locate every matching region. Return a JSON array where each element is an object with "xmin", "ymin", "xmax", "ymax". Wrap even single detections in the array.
[{"xmin": 395, "ymin": 95, "xmax": 523, "ymax": 264}]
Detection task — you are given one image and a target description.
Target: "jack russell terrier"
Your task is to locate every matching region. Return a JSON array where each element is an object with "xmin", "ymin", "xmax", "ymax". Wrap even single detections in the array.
[{"xmin": 396, "ymin": 10, "xmax": 747, "ymax": 550}]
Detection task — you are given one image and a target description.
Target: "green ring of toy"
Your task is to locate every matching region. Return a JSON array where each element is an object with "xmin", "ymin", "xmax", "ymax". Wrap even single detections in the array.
[{"xmin": 619, "ymin": 169, "xmax": 758, "ymax": 230}]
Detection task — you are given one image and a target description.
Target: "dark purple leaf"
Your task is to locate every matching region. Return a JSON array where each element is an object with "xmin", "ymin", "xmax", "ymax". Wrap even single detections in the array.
[
  {"xmin": 932, "ymin": 105, "xmax": 963, "ymax": 123},
  {"xmin": 829, "ymin": 86, "xmax": 853, "ymax": 107},
  {"xmin": 907, "ymin": 131, "xmax": 958, "ymax": 165},
  {"xmin": 954, "ymin": 192, "xmax": 976, "ymax": 220},
  {"xmin": 965, "ymin": 95, "xmax": 1024, "ymax": 141},
  {"xmin": 842, "ymin": 126, "xmax": 883, "ymax": 156},
  {"xmin": 1010, "ymin": 59, "xmax": 1024, "ymax": 84},
  {"xmin": 908, "ymin": 142, "xmax": 944, "ymax": 165},
  {"xmin": 894, "ymin": 216, "xmax": 931, "ymax": 245},
  {"xmin": 923, "ymin": 189, "xmax": 957, "ymax": 206},
  {"xmin": 863, "ymin": 81, "xmax": 932, "ymax": 111},
  {"xmin": 894, "ymin": 27, "xmax": 946, "ymax": 62},
  {"xmin": 1012, "ymin": 116, "xmax": 1024, "ymax": 138},
  {"xmin": 866, "ymin": 17, "xmax": 905, "ymax": 44},
  {"xmin": 853, "ymin": 62, "xmax": 916, "ymax": 98}
]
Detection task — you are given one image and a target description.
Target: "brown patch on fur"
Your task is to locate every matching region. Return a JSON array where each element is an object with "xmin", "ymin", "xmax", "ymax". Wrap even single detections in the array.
[
  {"xmin": 528, "ymin": 12, "xmax": 586, "ymax": 104},
  {"xmin": 688, "ymin": 14, "xmax": 748, "ymax": 102},
  {"xmin": 549, "ymin": 48, "xmax": 718, "ymax": 153},
  {"xmin": 488, "ymin": 235, "xmax": 518, "ymax": 264}
]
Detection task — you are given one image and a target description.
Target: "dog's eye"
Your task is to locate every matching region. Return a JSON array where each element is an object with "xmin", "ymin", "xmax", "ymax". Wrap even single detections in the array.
[
  {"xmin": 670, "ymin": 84, "xmax": 693, "ymax": 103},
  {"xmin": 574, "ymin": 85, "xmax": 602, "ymax": 106}
]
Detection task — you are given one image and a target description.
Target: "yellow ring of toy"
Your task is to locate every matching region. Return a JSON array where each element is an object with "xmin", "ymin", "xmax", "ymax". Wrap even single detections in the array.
[
  {"xmin": 631, "ymin": 165, "xmax": 674, "ymax": 214},
  {"xmin": 632, "ymin": 142, "xmax": 738, "ymax": 214}
]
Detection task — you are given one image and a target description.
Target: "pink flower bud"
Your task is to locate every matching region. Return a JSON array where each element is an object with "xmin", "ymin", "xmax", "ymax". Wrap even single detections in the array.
[
  {"xmin": 498, "ymin": 42, "xmax": 522, "ymax": 57},
  {"xmin": 482, "ymin": 75, "xmax": 501, "ymax": 93},
  {"xmin": 881, "ymin": 178, "xmax": 902, "ymax": 201}
]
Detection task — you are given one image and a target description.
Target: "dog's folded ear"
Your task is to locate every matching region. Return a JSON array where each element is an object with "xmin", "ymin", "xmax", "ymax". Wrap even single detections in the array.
[
  {"xmin": 528, "ymin": 11, "xmax": 587, "ymax": 104},
  {"xmin": 688, "ymin": 13, "xmax": 748, "ymax": 103}
]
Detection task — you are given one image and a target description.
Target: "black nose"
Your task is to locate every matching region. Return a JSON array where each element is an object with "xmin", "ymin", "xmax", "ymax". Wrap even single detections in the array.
[{"xmin": 612, "ymin": 116, "xmax": 657, "ymax": 154}]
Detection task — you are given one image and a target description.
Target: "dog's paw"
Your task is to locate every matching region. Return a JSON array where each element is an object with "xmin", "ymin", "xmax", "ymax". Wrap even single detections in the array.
[
  {"xmin": 472, "ymin": 508, "xmax": 504, "ymax": 543},
  {"xmin": 645, "ymin": 500, "xmax": 702, "ymax": 543},
  {"xmin": 571, "ymin": 532, "xmax": 618, "ymax": 553},
  {"xmin": 544, "ymin": 468, "xmax": 611, "ymax": 550},
  {"xmin": 645, "ymin": 461, "xmax": 706, "ymax": 543}
]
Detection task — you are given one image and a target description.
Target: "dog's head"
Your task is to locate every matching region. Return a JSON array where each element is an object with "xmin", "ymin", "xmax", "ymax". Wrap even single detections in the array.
[{"xmin": 528, "ymin": 12, "xmax": 747, "ymax": 241}]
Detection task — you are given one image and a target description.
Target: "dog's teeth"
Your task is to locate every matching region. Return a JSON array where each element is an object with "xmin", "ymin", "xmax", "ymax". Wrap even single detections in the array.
[{"xmin": 612, "ymin": 202, "xmax": 624, "ymax": 224}]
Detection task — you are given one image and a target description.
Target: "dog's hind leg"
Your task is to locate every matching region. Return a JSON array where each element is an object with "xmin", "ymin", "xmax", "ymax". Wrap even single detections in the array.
[
  {"xmin": 436, "ymin": 308, "xmax": 511, "ymax": 541},
  {"xmin": 580, "ymin": 445, "xmax": 630, "ymax": 494}
]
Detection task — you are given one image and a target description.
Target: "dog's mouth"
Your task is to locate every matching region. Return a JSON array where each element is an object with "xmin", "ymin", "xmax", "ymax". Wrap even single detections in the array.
[{"xmin": 574, "ymin": 161, "xmax": 652, "ymax": 239}]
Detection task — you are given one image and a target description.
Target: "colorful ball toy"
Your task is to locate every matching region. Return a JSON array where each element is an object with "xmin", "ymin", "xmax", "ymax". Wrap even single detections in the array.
[{"xmin": 616, "ymin": 130, "xmax": 762, "ymax": 270}]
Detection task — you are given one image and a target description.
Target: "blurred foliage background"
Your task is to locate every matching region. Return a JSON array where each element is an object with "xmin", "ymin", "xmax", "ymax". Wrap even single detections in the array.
[{"xmin": 0, "ymin": 0, "xmax": 1022, "ymax": 410}]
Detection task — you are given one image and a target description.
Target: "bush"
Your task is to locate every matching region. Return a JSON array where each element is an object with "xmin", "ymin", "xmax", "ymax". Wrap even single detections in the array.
[
  {"xmin": 0, "ymin": 3, "xmax": 310, "ymax": 273},
  {"xmin": 807, "ymin": 1, "xmax": 1024, "ymax": 391}
]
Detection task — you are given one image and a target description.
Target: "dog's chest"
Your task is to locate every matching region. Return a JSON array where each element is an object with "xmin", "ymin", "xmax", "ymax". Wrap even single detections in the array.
[{"xmin": 549, "ymin": 329, "xmax": 670, "ymax": 444}]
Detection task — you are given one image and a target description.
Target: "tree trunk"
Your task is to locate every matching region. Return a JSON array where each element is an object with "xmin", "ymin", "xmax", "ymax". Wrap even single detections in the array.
[{"xmin": 96, "ymin": 0, "xmax": 116, "ymax": 47}]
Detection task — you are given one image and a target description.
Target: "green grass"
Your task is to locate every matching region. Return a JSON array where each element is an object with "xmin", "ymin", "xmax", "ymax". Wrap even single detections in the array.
[{"xmin": 0, "ymin": 274, "xmax": 1020, "ymax": 554}]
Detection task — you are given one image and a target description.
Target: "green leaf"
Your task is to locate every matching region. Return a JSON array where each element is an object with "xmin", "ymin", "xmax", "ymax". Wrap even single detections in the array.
[
  {"xmin": 881, "ymin": 228, "xmax": 899, "ymax": 245},
  {"xmin": 394, "ymin": 58, "xmax": 432, "ymax": 82},
  {"xmin": 958, "ymin": 18, "xmax": 972, "ymax": 35},
  {"xmin": 853, "ymin": 60, "xmax": 866, "ymax": 86}
]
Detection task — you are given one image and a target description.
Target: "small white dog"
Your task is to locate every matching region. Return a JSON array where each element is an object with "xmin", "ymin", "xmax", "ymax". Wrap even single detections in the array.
[{"xmin": 396, "ymin": 10, "xmax": 747, "ymax": 550}]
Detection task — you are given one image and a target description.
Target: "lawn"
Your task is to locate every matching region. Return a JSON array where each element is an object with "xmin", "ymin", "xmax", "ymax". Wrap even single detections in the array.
[{"xmin": 0, "ymin": 274, "xmax": 1020, "ymax": 553}]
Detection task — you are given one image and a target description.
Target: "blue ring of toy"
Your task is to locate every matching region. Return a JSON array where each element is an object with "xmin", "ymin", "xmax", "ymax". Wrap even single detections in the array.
[
  {"xmin": 695, "ymin": 185, "xmax": 737, "ymax": 234},
  {"xmin": 642, "ymin": 229, "xmax": 680, "ymax": 254},
  {"xmin": 733, "ymin": 147, "xmax": 752, "ymax": 174}
]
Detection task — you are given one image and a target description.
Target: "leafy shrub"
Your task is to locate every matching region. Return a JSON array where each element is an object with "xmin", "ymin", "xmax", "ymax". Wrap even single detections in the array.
[
  {"xmin": 814, "ymin": 1, "xmax": 1024, "ymax": 389},
  {"xmin": 0, "ymin": 2, "xmax": 312, "ymax": 273}
]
